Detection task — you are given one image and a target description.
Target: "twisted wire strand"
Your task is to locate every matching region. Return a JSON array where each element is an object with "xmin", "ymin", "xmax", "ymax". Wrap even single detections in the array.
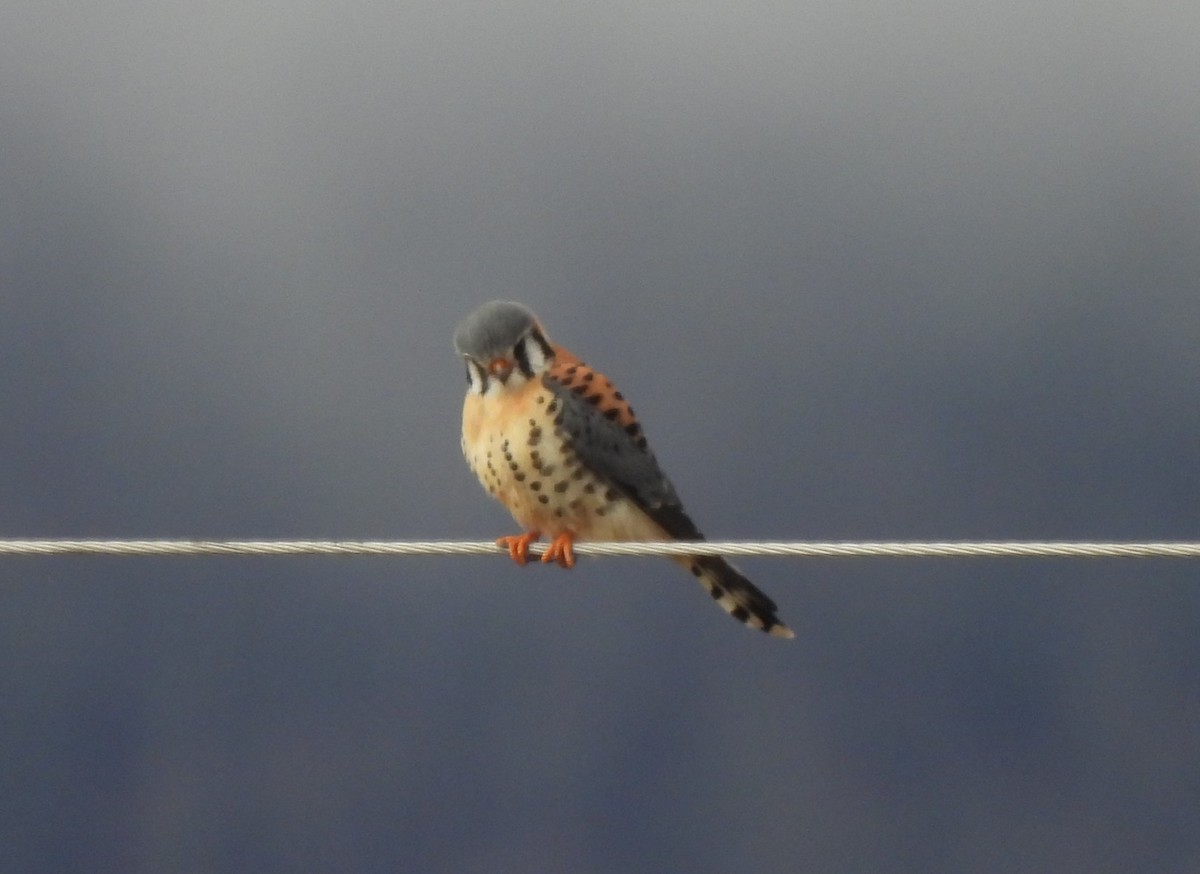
[{"xmin": 1, "ymin": 539, "xmax": 1198, "ymax": 558}]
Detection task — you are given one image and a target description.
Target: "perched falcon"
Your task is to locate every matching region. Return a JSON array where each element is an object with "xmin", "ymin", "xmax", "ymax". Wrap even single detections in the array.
[{"xmin": 454, "ymin": 300, "xmax": 792, "ymax": 638}]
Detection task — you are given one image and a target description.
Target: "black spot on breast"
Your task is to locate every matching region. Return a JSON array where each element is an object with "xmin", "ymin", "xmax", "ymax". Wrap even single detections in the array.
[
  {"xmin": 508, "ymin": 461, "xmax": 519, "ymax": 471},
  {"xmin": 538, "ymin": 495, "xmax": 549, "ymax": 505},
  {"xmin": 634, "ymin": 436, "xmax": 648, "ymax": 450},
  {"xmin": 583, "ymin": 483, "xmax": 596, "ymax": 494},
  {"xmin": 604, "ymin": 487, "xmax": 619, "ymax": 502},
  {"xmin": 529, "ymin": 480, "xmax": 542, "ymax": 491},
  {"xmin": 731, "ymin": 606, "xmax": 751, "ymax": 623},
  {"xmin": 546, "ymin": 399, "xmax": 558, "ymax": 414},
  {"xmin": 527, "ymin": 426, "xmax": 542, "ymax": 446},
  {"xmin": 554, "ymin": 480, "xmax": 569, "ymax": 493},
  {"xmin": 514, "ymin": 471, "xmax": 526, "ymax": 482}
]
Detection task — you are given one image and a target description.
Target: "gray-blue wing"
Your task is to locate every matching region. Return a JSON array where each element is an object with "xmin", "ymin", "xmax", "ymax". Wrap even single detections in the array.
[{"xmin": 541, "ymin": 363, "xmax": 705, "ymax": 541}]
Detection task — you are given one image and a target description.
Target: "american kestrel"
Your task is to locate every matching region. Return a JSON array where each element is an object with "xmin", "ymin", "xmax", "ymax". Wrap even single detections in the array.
[{"xmin": 454, "ymin": 300, "xmax": 793, "ymax": 638}]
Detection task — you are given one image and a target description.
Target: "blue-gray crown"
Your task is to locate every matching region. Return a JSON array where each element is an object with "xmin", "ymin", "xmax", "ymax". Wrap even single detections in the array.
[{"xmin": 453, "ymin": 300, "xmax": 537, "ymax": 361}]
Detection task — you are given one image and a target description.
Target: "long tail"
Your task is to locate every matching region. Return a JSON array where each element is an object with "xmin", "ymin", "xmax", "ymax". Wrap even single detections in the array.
[{"xmin": 674, "ymin": 555, "xmax": 794, "ymax": 639}]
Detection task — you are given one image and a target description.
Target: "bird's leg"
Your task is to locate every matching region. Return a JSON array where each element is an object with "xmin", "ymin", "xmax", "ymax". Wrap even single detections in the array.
[
  {"xmin": 541, "ymin": 532, "xmax": 576, "ymax": 569},
  {"xmin": 496, "ymin": 530, "xmax": 540, "ymax": 565}
]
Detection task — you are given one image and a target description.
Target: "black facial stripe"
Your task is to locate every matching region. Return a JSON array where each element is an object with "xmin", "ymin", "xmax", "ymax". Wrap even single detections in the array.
[
  {"xmin": 513, "ymin": 338, "xmax": 534, "ymax": 378},
  {"xmin": 466, "ymin": 359, "xmax": 489, "ymax": 393}
]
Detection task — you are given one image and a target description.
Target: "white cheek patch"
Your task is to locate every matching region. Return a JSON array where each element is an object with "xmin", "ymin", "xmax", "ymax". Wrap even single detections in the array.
[{"xmin": 521, "ymin": 336, "xmax": 549, "ymax": 374}]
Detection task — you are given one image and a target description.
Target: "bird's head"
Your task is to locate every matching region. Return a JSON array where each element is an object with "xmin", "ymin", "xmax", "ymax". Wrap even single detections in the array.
[{"xmin": 454, "ymin": 300, "xmax": 556, "ymax": 394}]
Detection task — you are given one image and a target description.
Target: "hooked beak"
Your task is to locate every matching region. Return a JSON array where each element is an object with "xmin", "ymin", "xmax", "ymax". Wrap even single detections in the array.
[{"xmin": 487, "ymin": 357, "xmax": 515, "ymax": 380}]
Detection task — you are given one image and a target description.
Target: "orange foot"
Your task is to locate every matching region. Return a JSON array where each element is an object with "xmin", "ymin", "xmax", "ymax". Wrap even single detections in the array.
[
  {"xmin": 541, "ymin": 532, "xmax": 576, "ymax": 569},
  {"xmin": 496, "ymin": 530, "xmax": 540, "ymax": 565}
]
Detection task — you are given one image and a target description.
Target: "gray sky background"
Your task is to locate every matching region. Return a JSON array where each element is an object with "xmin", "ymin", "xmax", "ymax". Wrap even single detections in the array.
[{"xmin": 2, "ymin": 3, "xmax": 1199, "ymax": 872}]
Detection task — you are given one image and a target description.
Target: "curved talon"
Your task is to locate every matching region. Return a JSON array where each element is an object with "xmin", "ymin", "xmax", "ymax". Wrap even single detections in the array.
[
  {"xmin": 541, "ymin": 532, "xmax": 576, "ymax": 569},
  {"xmin": 496, "ymin": 531, "xmax": 540, "ymax": 565}
]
